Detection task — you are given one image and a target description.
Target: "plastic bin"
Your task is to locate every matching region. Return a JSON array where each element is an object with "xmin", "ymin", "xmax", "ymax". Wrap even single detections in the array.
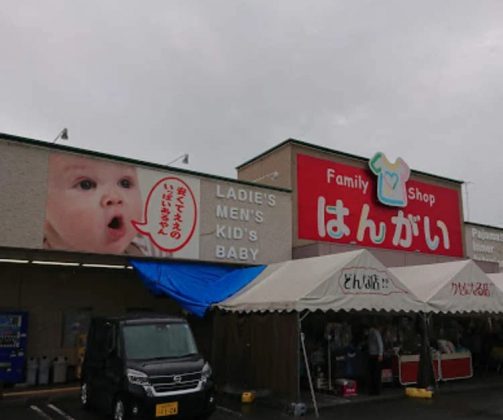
[
  {"xmin": 288, "ymin": 402, "xmax": 307, "ymax": 417},
  {"xmin": 26, "ymin": 357, "xmax": 38, "ymax": 386},
  {"xmin": 52, "ymin": 356, "xmax": 67, "ymax": 384},
  {"xmin": 38, "ymin": 356, "xmax": 50, "ymax": 385},
  {"xmin": 335, "ymin": 378, "xmax": 357, "ymax": 397}
]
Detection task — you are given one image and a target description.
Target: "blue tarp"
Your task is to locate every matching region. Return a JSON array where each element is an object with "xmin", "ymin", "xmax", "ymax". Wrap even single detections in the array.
[{"xmin": 130, "ymin": 260, "xmax": 266, "ymax": 317}]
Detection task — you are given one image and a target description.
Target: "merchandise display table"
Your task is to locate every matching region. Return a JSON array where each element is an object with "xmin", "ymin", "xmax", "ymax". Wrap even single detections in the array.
[
  {"xmin": 438, "ymin": 351, "xmax": 473, "ymax": 381},
  {"xmin": 392, "ymin": 354, "xmax": 440, "ymax": 385},
  {"xmin": 392, "ymin": 351, "xmax": 472, "ymax": 385}
]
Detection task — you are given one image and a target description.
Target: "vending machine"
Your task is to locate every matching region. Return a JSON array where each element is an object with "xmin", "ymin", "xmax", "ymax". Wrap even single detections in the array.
[{"xmin": 0, "ymin": 312, "xmax": 28, "ymax": 384}]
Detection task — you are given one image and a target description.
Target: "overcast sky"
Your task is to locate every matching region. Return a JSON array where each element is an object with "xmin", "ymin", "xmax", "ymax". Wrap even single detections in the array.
[{"xmin": 1, "ymin": 1, "xmax": 503, "ymax": 227}]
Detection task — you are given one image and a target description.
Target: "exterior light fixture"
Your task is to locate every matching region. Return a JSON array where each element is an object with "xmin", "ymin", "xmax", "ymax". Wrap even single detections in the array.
[
  {"xmin": 252, "ymin": 171, "xmax": 279, "ymax": 183},
  {"xmin": 31, "ymin": 260, "xmax": 80, "ymax": 267},
  {"xmin": 81, "ymin": 263, "xmax": 127, "ymax": 269},
  {"xmin": 167, "ymin": 153, "xmax": 189, "ymax": 166},
  {"xmin": 52, "ymin": 128, "xmax": 69, "ymax": 143}
]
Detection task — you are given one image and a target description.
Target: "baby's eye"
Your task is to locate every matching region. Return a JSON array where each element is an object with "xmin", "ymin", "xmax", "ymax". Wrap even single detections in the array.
[
  {"xmin": 119, "ymin": 178, "xmax": 133, "ymax": 189},
  {"xmin": 77, "ymin": 179, "xmax": 96, "ymax": 190}
]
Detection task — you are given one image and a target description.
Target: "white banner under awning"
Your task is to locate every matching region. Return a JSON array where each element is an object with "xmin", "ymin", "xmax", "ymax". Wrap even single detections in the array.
[{"xmin": 488, "ymin": 272, "xmax": 503, "ymax": 293}]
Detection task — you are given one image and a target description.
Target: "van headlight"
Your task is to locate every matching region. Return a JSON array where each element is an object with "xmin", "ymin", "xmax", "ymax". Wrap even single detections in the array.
[
  {"xmin": 127, "ymin": 368, "xmax": 150, "ymax": 386},
  {"xmin": 202, "ymin": 362, "xmax": 212, "ymax": 381}
]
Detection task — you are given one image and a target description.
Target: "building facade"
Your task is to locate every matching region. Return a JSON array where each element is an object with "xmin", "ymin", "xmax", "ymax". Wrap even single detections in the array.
[
  {"xmin": 0, "ymin": 133, "xmax": 292, "ymax": 367},
  {"xmin": 237, "ymin": 139, "xmax": 497, "ymax": 270},
  {"xmin": 1, "ymin": 133, "xmax": 499, "ymax": 389}
]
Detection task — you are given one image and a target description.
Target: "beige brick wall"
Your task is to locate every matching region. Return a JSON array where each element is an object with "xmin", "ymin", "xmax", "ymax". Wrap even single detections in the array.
[{"xmin": 0, "ymin": 141, "xmax": 49, "ymax": 249}]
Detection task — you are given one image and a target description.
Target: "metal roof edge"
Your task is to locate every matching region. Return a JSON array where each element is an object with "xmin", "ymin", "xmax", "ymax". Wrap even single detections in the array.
[
  {"xmin": 0, "ymin": 132, "xmax": 291, "ymax": 193},
  {"xmin": 465, "ymin": 221, "xmax": 503, "ymax": 231},
  {"xmin": 236, "ymin": 138, "xmax": 463, "ymax": 185}
]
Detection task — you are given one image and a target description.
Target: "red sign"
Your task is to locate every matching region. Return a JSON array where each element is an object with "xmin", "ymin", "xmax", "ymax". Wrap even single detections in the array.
[
  {"xmin": 297, "ymin": 154, "xmax": 463, "ymax": 257},
  {"xmin": 451, "ymin": 282, "xmax": 492, "ymax": 297}
]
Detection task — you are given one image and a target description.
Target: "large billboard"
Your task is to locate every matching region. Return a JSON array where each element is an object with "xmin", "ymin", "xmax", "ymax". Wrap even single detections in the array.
[
  {"xmin": 44, "ymin": 153, "xmax": 200, "ymax": 259},
  {"xmin": 0, "ymin": 141, "xmax": 292, "ymax": 265},
  {"xmin": 297, "ymin": 154, "xmax": 463, "ymax": 257}
]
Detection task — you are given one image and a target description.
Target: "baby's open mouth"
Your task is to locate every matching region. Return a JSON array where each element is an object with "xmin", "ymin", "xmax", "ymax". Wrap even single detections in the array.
[
  {"xmin": 106, "ymin": 215, "xmax": 127, "ymax": 243},
  {"xmin": 108, "ymin": 216, "xmax": 124, "ymax": 230}
]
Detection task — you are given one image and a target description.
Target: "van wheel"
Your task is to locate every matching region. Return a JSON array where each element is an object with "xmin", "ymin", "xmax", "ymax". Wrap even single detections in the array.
[
  {"xmin": 113, "ymin": 397, "xmax": 129, "ymax": 420},
  {"xmin": 80, "ymin": 382, "xmax": 91, "ymax": 409}
]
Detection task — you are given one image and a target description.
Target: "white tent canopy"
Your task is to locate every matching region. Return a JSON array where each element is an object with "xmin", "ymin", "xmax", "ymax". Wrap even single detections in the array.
[
  {"xmin": 488, "ymin": 273, "xmax": 503, "ymax": 293},
  {"xmin": 216, "ymin": 249, "xmax": 424, "ymax": 313},
  {"xmin": 390, "ymin": 260, "xmax": 503, "ymax": 314}
]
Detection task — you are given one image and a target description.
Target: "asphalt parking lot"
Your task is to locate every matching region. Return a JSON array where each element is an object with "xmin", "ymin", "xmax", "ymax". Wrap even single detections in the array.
[{"xmin": 3, "ymin": 375, "xmax": 503, "ymax": 420}]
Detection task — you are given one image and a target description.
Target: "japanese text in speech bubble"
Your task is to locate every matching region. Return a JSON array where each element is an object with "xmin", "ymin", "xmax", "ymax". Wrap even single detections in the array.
[{"xmin": 132, "ymin": 177, "xmax": 198, "ymax": 252}]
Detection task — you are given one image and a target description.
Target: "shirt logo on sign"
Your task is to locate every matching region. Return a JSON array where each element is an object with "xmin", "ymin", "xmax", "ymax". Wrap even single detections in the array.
[{"xmin": 369, "ymin": 152, "xmax": 410, "ymax": 208}]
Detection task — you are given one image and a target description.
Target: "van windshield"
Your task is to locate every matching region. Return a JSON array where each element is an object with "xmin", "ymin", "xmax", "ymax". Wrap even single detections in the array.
[{"xmin": 122, "ymin": 323, "xmax": 198, "ymax": 360}]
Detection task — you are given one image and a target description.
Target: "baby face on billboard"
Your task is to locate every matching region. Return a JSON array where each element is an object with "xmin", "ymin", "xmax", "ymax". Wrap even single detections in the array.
[{"xmin": 44, "ymin": 154, "xmax": 143, "ymax": 254}]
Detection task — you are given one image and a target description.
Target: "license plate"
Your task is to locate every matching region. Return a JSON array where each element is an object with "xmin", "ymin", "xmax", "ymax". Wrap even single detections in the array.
[{"xmin": 155, "ymin": 402, "xmax": 178, "ymax": 417}]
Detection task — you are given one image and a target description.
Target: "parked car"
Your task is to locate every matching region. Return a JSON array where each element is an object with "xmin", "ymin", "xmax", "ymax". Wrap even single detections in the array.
[{"xmin": 80, "ymin": 314, "xmax": 215, "ymax": 419}]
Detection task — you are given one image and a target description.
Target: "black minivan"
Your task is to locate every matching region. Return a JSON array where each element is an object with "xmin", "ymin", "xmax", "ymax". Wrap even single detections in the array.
[{"xmin": 80, "ymin": 315, "xmax": 215, "ymax": 420}]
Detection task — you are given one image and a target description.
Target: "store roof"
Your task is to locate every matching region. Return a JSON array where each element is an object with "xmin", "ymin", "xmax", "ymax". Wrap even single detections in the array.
[
  {"xmin": 236, "ymin": 138, "xmax": 463, "ymax": 185},
  {"xmin": 465, "ymin": 221, "xmax": 503, "ymax": 232},
  {"xmin": 0, "ymin": 132, "xmax": 290, "ymax": 193},
  {"xmin": 488, "ymin": 273, "xmax": 503, "ymax": 292}
]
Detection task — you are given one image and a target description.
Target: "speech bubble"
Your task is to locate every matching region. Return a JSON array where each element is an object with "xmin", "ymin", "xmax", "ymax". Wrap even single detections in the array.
[{"xmin": 132, "ymin": 176, "xmax": 198, "ymax": 253}]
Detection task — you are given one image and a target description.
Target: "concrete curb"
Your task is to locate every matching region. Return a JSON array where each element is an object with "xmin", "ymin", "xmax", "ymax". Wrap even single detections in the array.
[
  {"xmin": 2, "ymin": 377, "xmax": 503, "ymax": 411},
  {"xmin": 0, "ymin": 385, "xmax": 80, "ymax": 407},
  {"xmin": 308, "ymin": 379, "xmax": 503, "ymax": 410}
]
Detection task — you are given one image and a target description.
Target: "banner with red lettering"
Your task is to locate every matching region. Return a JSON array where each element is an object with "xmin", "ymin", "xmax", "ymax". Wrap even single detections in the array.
[
  {"xmin": 297, "ymin": 154, "xmax": 463, "ymax": 257},
  {"xmin": 390, "ymin": 260, "xmax": 503, "ymax": 313},
  {"xmin": 43, "ymin": 152, "xmax": 200, "ymax": 258}
]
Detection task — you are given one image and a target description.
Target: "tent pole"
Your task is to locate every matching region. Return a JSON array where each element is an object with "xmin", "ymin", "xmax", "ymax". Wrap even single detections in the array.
[
  {"xmin": 327, "ymin": 335, "xmax": 332, "ymax": 391},
  {"xmin": 417, "ymin": 311, "xmax": 436, "ymax": 390},
  {"xmin": 296, "ymin": 312, "xmax": 301, "ymax": 403},
  {"xmin": 300, "ymin": 311, "xmax": 310, "ymax": 322},
  {"xmin": 427, "ymin": 313, "xmax": 440, "ymax": 390},
  {"xmin": 299, "ymin": 312, "xmax": 319, "ymax": 418}
]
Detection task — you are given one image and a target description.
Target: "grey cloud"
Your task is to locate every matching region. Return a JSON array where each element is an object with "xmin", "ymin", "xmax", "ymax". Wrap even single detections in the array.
[{"xmin": 1, "ymin": 0, "xmax": 503, "ymax": 225}]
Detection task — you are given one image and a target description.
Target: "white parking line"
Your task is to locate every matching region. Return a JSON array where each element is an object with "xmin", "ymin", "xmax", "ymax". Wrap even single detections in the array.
[
  {"xmin": 46, "ymin": 403, "xmax": 76, "ymax": 420},
  {"xmin": 216, "ymin": 405, "xmax": 243, "ymax": 417},
  {"xmin": 29, "ymin": 405, "xmax": 53, "ymax": 419}
]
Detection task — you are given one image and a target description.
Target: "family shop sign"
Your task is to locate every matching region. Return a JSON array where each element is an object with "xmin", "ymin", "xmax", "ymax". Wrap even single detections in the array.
[{"xmin": 297, "ymin": 154, "xmax": 463, "ymax": 257}]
